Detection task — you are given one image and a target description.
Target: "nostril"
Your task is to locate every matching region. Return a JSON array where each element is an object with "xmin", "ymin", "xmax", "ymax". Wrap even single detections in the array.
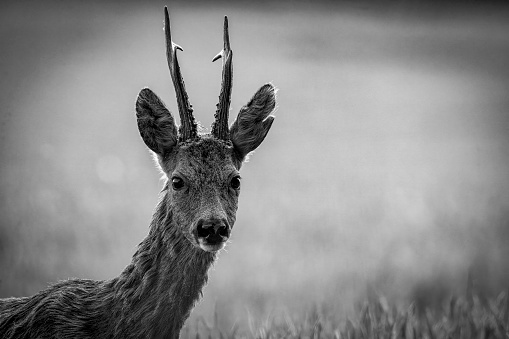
[
  {"xmin": 197, "ymin": 222, "xmax": 214, "ymax": 238},
  {"xmin": 217, "ymin": 225, "xmax": 228, "ymax": 237},
  {"xmin": 196, "ymin": 219, "xmax": 229, "ymax": 240}
]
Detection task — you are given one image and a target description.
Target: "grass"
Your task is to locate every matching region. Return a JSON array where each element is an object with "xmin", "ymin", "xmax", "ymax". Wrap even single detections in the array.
[{"xmin": 183, "ymin": 291, "xmax": 509, "ymax": 339}]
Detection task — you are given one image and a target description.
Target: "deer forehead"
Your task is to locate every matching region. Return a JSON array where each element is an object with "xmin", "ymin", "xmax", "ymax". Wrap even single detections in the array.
[{"xmin": 171, "ymin": 137, "xmax": 238, "ymax": 183}]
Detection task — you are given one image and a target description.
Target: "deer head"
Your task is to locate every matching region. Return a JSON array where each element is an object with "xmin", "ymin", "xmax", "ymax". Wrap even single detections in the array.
[{"xmin": 135, "ymin": 8, "xmax": 275, "ymax": 252}]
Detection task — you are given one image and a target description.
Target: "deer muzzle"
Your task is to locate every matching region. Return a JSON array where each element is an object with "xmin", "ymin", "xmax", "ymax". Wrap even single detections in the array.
[{"xmin": 194, "ymin": 218, "xmax": 230, "ymax": 252}]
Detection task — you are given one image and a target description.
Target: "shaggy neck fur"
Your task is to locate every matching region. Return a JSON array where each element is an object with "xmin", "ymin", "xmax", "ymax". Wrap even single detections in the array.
[
  {"xmin": 0, "ymin": 187, "xmax": 216, "ymax": 339},
  {"xmin": 106, "ymin": 188, "xmax": 216, "ymax": 338}
]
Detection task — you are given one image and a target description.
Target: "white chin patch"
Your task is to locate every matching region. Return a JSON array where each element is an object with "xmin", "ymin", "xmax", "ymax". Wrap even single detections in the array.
[{"xmin": 198, "ymin": 240, "xmax": 226, "ymax": 252}]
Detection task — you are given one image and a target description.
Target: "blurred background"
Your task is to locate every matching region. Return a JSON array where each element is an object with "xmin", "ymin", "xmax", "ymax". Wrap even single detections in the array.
[{"xmin": 1, "ymin": 0, "xmax": 508, "ymax": 332}]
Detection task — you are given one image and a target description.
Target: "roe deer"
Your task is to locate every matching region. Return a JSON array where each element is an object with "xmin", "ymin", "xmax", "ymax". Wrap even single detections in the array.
[{"xmin": 0, "ymin": 7, "xmax": 276, "ymax": 338}]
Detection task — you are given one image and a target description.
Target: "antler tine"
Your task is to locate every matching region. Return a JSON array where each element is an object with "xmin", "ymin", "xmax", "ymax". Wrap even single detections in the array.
[
  {"xmin": 211, "ymin": 16, "xmax": 233, "ymax": 141},
  {"xmin": 164, "ymin": 6, "xmax": 197, "ymax": 141}
]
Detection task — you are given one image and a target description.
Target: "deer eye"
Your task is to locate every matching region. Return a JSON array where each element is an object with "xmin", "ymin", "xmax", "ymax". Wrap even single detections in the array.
[
  {"xmin": 171, "ymin": 177, "xmax": 185, "ymax": 190},
  {"xmin": 230, "ymin": 176, "xmax": 241, "ymax": 190}
]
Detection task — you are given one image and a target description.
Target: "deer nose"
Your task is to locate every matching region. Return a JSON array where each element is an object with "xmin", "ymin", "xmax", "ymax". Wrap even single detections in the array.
[{"xmin": 196, "ymin": 219, "xmax": 230, "ymax": 240}]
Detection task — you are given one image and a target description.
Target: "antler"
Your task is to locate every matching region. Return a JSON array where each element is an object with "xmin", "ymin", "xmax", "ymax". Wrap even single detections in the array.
[
  {"xmin": 211, "ymin": 16, "xmax": 233, "ymax": 140},
  {"xmin": 164, "ymin": 6, "xmax": 197, "ymax": 141}
]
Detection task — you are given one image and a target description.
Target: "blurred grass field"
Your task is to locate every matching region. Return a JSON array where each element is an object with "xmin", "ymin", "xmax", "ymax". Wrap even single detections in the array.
[
  {"xmin": 183, "ymin": 291, "xmax": 509, "ymax": 338},
  {"xmin": 1, "ymin": 0, "xmax": 509, "ymax": 336}
]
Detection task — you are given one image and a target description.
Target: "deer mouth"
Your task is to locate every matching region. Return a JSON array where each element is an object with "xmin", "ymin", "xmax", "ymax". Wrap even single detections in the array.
[{"xmin": 197, "ymin": 237, "xmax": 227, "ymax": 252}]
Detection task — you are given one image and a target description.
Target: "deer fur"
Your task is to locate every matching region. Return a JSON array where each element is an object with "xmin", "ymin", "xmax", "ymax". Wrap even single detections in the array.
[{"xmin": 0, "ymin": 8, "xmax": 276, "ymax": 339}]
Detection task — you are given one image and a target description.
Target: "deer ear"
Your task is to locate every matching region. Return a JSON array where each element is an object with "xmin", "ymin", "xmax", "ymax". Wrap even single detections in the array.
[
  {"xmin": 136, "ymin": 88, "xmax": 178, "ymax": 156},
  {"xmin": 230, "ymin": 83, "xmax": 276, "ymax": 162}
]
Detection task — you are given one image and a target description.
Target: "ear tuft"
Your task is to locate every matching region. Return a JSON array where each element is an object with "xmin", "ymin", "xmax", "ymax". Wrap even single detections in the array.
[
  {"xmin": 230, "ymin": 83, "xmax": 277, "ymax": 162},
  {"xmin": 136, "ymin": 88, "xmax": 178, "ymax": 156}
]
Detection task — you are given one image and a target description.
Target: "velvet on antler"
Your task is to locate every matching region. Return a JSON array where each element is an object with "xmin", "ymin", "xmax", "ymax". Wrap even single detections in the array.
[{"xmin": 211, "ymin": 16, "xmax": 233, "ymax": 141}]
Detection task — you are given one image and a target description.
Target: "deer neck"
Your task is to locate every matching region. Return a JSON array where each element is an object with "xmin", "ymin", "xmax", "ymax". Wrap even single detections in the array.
[{"xmin": 109, "ymin": 191, "xmax": 216, "ymax": 338}]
